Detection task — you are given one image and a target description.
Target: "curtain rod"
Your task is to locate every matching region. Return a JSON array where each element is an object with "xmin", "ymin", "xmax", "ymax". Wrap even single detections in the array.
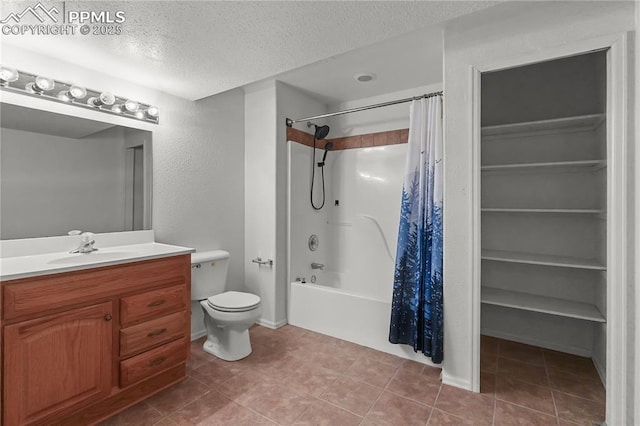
[{"xmin": 285, "ymin": 90, "xmax": 442, "ymax": 127}]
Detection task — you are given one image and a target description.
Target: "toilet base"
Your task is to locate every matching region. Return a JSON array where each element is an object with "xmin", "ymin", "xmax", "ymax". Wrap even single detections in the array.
[
  {"xmin": 200, "ymin": 300, "xmax": 260, "ymax": 361},
  {"xmin": 202, "ymin": 327, "xmax": 252, "ymax": 361}
]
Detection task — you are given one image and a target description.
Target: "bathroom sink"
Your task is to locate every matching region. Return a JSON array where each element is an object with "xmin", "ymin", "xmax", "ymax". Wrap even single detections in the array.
[
  {"xmin": 47, "ymin": 251, "xmax": 137, "ymax": 265},
  {"xmin": 1, "ymin": 239, "xmax": 194, "ymax": 281}
]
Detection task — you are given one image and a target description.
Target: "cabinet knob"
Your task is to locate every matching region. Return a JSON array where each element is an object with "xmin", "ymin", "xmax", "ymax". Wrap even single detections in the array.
[{"xmin": 104, "ymin": 314, "xmax": 112, "ymax": 321}]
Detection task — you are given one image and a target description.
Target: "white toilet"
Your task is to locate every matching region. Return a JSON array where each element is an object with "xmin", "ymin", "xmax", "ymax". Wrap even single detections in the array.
[{"xmin": 191, "ymin": 250, "xmax": 261, "ymax": 361}]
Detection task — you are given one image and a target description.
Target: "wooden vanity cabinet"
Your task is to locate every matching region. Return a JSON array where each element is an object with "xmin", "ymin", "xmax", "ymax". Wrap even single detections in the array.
[{"xmin": 1, "ymin": 254, "xmax": 191, "ymax": 426}]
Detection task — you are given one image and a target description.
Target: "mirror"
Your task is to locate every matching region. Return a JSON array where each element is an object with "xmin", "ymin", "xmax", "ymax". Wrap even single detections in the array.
[{"xmin": 1, "ymin": 103, "xmax": 152, "ymax": 239}]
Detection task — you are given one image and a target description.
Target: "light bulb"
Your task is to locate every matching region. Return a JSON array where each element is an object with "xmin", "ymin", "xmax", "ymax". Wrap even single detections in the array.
[
  {"xmin": 146, "ymin": 106, "xmax": 159, "ymax": 118},
  {"xmin": 111, "ymin": 104, "xmax": 123, "ymax": 114},
  {"xmin": 0, "ymin": 66, "xmax": 19, "ymax": 85},
  {"xmin": 98, "ymin": 91, "xmax": 115, "ymax": 106},
  {"xmin": 57, "ymin": 85, "xmax": 87, "ymax": 102},
  {"xmin": 124, "ymin": 100, "xmax": 139, "ymax": 112},
  {"xmin": 87, "ymin": 92, "xmax": 115, "ymax": 107},
  {"xmin": 68, "ymin": 85, "xmax": 87, "ymax": 99},
  {"xmin": 34, "ymin": 76, "xmax": 55, "ymax": 91},
  {"xmin": 134, "ymin": 110, "xmax": 145, "ymax": 119},
  {"xmin": 57, "ymin": 91, "xmax": 71, "ymax": 101},
  {"xmin": 25, "ymin": 76, "xmax": 55, "ymax": 94}
]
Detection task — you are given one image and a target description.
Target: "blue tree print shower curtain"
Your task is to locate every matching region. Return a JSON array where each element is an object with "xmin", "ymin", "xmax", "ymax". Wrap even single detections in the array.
[{"xmin": 389, "ymin": 95, "xmax": 443, "ymax": 363}]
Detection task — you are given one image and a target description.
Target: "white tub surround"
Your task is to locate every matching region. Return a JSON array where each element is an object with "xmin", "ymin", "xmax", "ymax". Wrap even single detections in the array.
[
  {"xmin": 0, "ymin": 230, "xmax": 194, "ymax": 281},
  {"xmin": 287, "ymin": 128, "xmax": 441, "ymax": 366}
]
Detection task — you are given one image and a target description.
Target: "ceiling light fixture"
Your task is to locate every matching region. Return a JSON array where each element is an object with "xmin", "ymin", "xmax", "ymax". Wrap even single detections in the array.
[
  {"xmin": 1, "ymin": 65, "xmax": 160, "ymax": 124},
  {"xmin": 354, "ymin": 73, "xmax": 375, "ymax": 83}
]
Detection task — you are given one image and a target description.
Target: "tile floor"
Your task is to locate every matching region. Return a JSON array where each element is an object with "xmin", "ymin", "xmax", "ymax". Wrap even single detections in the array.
[{"xmin": 101, "ymin": 326, "xmax": 605, "ymax": 426}]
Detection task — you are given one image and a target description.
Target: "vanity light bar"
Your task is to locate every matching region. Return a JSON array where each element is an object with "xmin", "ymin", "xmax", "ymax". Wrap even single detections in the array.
[{"xmin": 0, "ymin": 65, "xmax": 159, "ymax": 124}]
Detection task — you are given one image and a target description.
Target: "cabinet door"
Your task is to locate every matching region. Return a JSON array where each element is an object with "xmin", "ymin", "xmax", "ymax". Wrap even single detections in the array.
[{"xmin": 4, "ymin": 302, "xmax": 113, "ymax": 426}]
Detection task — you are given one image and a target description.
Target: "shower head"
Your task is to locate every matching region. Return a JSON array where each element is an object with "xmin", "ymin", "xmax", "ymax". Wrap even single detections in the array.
[
  {"xmin": 318, "ymin": 141, "xmax": 334, "ymax": 167},
  {"xmin": 307, "ymin": 121, "xmax": 330, "ymax": 140}
]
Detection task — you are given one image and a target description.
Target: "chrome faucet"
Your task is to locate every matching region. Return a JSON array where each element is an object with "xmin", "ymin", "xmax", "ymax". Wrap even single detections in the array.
[
  {"xmin": 311, "ymin": 262, "xmax": 324, "ymax": 270},
  {"xmin": 70, "ymin": 231, "xmax": 98, "ymax": 254}
]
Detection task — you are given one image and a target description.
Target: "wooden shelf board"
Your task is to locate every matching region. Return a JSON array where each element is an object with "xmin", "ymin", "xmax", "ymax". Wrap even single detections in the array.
[
  {"xmin": 481, "ymin": 249, "xmax": 606, "ymax": 270},
  {"xmin": 481, "ymin": 208, "xmax": 603, "ymax": 215},
  {"xmin": 481, "ymin": 114, "xmax": 605, "ymax": 137},
  {"xmin": 482, "ymin": 287, "xmax": 605, "ymax": 323},
  {"xmin": 481, "ymin": 160, "xmax": 606, "ymax": 172}
]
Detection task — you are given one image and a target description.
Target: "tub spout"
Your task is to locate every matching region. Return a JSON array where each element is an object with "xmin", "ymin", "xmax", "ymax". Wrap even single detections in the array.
[{"xmin": 311, "ymin": 262, "xmax": 324, "ymax": 270}]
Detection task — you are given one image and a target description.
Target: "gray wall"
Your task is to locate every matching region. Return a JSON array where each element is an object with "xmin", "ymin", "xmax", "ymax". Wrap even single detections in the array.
[
  {"xmin": 149, "ymin": 88, "xmax": 246, "ymax": 337},
  {"xmin": 481, "ymin": 50, "xmax": 606, "ymax": 126}
]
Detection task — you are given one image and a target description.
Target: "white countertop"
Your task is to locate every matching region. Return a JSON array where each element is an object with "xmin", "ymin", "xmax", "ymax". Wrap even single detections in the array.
[{"xmin": 0, "ymin": 231, "xmax": 194, "ymax": 281}]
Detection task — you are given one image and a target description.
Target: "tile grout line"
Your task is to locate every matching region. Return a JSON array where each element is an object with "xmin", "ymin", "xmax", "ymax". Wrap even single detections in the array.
[
  {"xmin": 491, "ymin": 394, "xmax": 498, "ymax": 426},
  {"xmin": 357, "ymin": 357, "xmax": 402, "ymax": 425},
  {"xmin": 240, "ymin": 399, "xmax": 286, "ymax": 426},
  {"xmin": 425, "ymin": 382, "xmax": 444, "ymax": 425},
  {"xmin": 491, "ymin": 352, "xmax": 500, "ymax": 425},
  {"xmin": 544, "ymin": 351, "xmax": 562, "ymax": 425},
  {"xmin": 494, "ymin": 397, "xmax": 560, "ymax": 419},
  {"xmin": 316, "ymin": 397, "xmax": 366, "ymax": 420}
]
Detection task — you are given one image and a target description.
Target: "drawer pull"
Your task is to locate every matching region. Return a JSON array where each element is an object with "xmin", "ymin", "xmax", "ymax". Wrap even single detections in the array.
[
  {"xmin": 104, "ymin": 314, "xmax": 113, "ymax": 321},
  {"xmin": 149, "ymin": 356, "xmax": 167, "ymax": 367},
  {"xmin": 147, "ymin": 328, "xmax": 167, "ymax": 337},
  {"xmin": 147, "ymin": 300, "xmax": 166, "ymax": 307}
]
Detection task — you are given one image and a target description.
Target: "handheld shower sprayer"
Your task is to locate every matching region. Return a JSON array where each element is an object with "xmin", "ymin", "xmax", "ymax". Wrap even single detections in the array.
[
  {"xmin": 308, "ymin": 122, "xmax": 331, "ymax": 210},
  {"xmin": 318, "ymin": 142, "xmax": 334, "ymax": 167}
]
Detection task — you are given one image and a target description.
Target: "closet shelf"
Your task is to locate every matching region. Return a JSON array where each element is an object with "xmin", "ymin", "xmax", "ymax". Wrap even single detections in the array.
[
  {"xmin": 481, "ymin": 249, "xmax": 606, "ymax": 270},
  {"xmin": 481, "ymin": 287, "xmax": 605, "ymax": 323},
  {"xmin": 481, "ymin": 160, "xmax": 606, "ymax": 173},
  {"xmin": 481, "ymin": 113, "xmax": 605, "ymax": 137},
  {"xmin": 481, "ymin": 208, "xmax": 603, "ymax": 215}
]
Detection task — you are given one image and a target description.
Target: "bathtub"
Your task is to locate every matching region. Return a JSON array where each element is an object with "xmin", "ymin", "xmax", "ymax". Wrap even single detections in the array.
[{"xmin": 288, "ymin": 280, "xmax": 437, "ymax": 366}]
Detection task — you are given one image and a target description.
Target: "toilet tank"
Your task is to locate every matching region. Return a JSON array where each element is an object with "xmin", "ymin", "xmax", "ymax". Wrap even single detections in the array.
[{"xmin": 191, "ymin": 250, "xmax": 230, "ymax": 301}]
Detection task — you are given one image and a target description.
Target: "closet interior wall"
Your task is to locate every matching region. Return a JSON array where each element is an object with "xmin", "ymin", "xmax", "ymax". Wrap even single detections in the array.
[{"xmin": 479, "ymin": 51, "xmax": 608, "ymax": 382}]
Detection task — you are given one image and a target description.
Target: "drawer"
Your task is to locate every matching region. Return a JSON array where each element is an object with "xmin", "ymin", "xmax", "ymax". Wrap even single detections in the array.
[
  {"xmin": 120, "ymin": 311, "xmax": 186, "ymax": 357},
  {"xmin": 2, "ymin": 255, "xmax": 190, "ymax": 321},
  {"xmin": 120, "ymin": 285, "xmax": 187, "ymax": 326},
  {"xmin": 119, "ymin": 337, "xmax": 187, "ymax": 388}
]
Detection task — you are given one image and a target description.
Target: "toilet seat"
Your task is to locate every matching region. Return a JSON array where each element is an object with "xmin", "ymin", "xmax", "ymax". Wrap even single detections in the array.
[{"xmin": 207, "ymin": 291, "xmax": 261, "ymax": 312}]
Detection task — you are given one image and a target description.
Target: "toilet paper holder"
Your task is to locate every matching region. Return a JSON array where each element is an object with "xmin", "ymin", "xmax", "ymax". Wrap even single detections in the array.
[{"xmin": 252, "ymin": 257, "xmax": 273, "ymax": 267}]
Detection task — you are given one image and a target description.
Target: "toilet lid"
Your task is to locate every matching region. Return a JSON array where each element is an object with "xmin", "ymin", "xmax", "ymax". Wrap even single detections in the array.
[{"xmin": 207, "ymin": 291, "xmax": 261, "ymax": 312}]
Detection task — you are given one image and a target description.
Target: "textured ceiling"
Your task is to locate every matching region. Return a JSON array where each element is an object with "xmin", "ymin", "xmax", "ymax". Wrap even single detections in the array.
[
  {"xmin": 1, "ymin": 1, "xmax": 499, "ymax": 100},
  {"xmin": 273, "ymin": 25, "xmax": 444, "ymax": 104}
]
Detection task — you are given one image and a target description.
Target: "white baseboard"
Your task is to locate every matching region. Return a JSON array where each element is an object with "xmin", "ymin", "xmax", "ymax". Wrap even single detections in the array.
[
  {"xmin": 442, "ymin": 371, "xmax": 472, "ymax": 391},
  {"xmin": 191, "ymin": 330, "xmax": 206, "ymax": 341},
  {"xmin": 256, "ymin": 318, "xmax": 288, "ymax": 329},
  {"xmin": 481, "ymin": 328, "xmax": 592, "ymax": 357}
]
